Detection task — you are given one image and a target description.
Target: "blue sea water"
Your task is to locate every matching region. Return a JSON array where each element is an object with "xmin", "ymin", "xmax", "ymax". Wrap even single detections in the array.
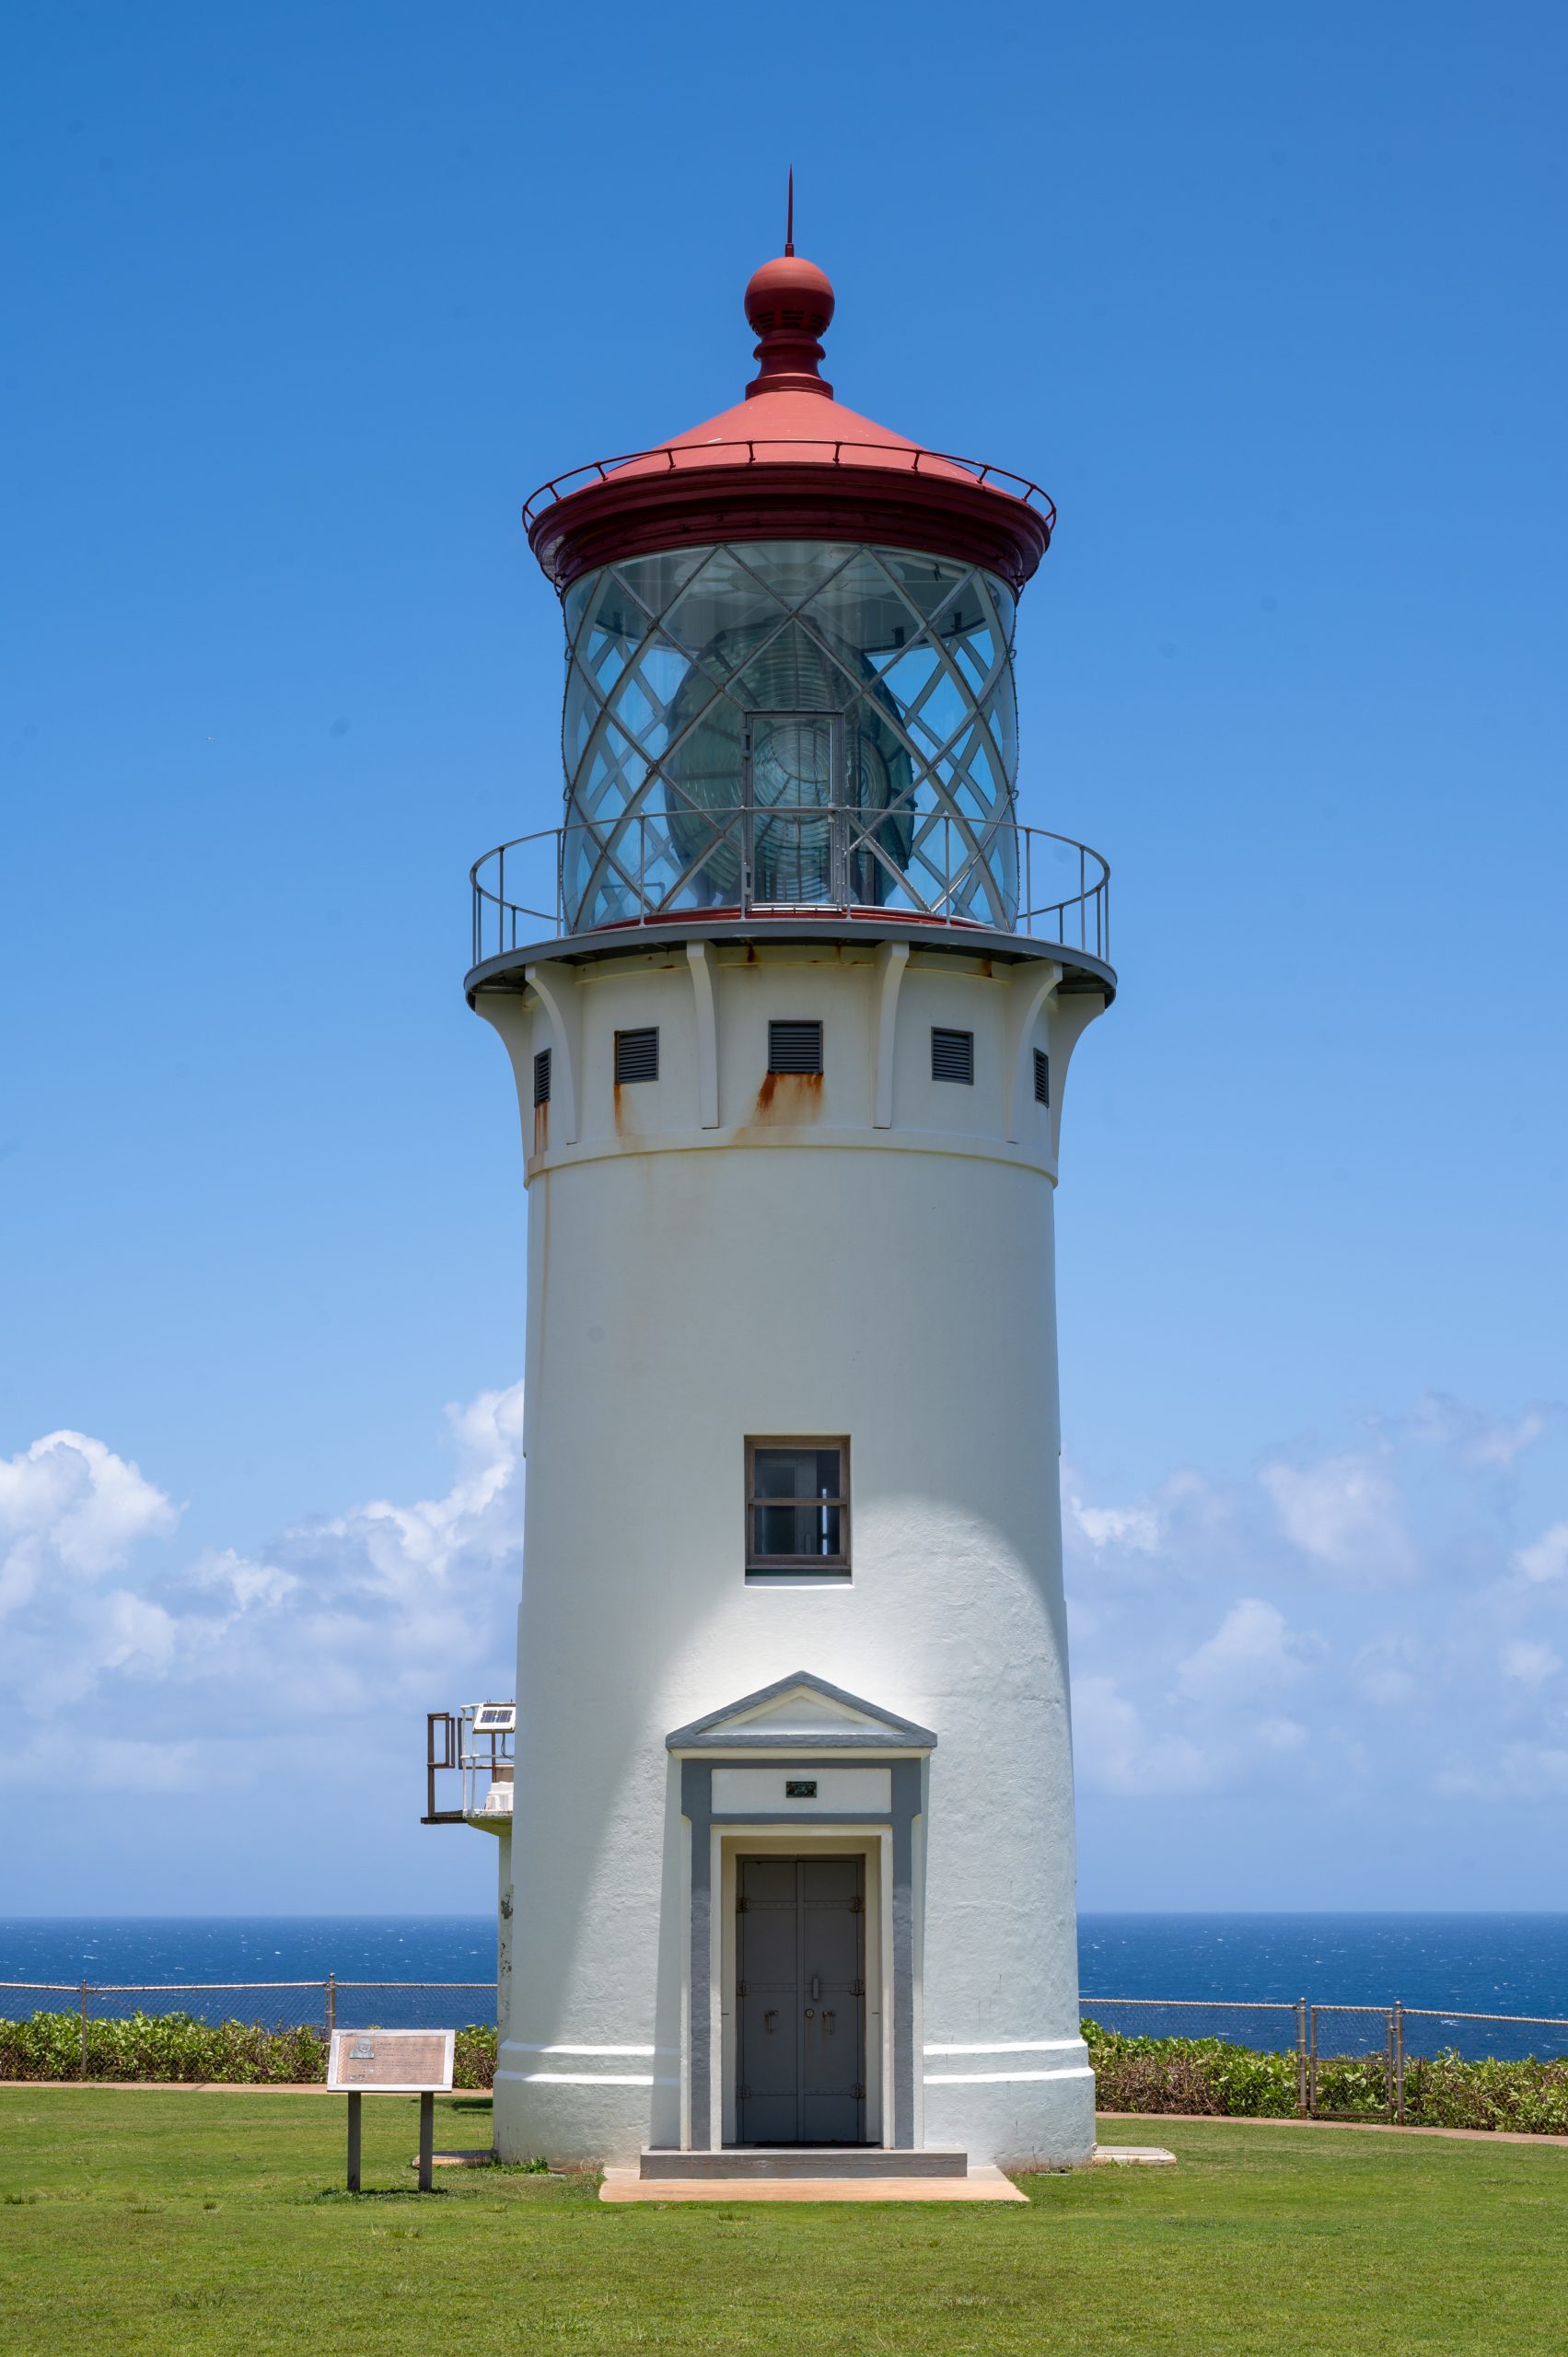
[
  {"xmin": 1076, "ymin": 1912, "xmax": 1568, "ymax": 2018},
  {"xmin": 4, "ymin": 1913, "xmax": 1565, "ymax": 2054}
]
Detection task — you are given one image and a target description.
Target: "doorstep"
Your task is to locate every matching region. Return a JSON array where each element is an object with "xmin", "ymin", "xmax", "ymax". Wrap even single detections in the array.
[
  {"xmin": 638, "ymin": 2146, "xmax": 969, "ymax": 2181},
  {"xmin": 604, "ymin": 2163, "xmax": 1025, "ymax": 2204}
]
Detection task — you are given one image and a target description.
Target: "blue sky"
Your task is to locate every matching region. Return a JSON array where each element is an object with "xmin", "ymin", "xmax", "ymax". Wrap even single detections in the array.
[{"xmin": 2, "ymin": 0, "xmax": 1564, "ymax": 1916}]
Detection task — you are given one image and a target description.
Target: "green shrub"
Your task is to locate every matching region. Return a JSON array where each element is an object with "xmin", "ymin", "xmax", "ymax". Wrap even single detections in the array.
[
  {"xmin": 1080, "ymin": 2020, "xmax": 1568, "ymax": 2136},
  {"xmin": 0, "ymin": 2014, "xmax": 497, "ymax": 2089},
  {"xmin": 7, "ymin": 2011, "xmax": 1562, "ymax": 2134}
]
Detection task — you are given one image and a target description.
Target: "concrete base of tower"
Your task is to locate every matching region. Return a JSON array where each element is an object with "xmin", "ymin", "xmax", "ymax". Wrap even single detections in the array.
[
  {"xmin": 493, "ymin": 2053, "xmax": 1099, "ymax": 2174},
  {"xmin": 493, "ymin": 2061, "xmax": 671, "ymax": 2171},
  {"xmin": 923, "ymin": 2046, "xmax": 1098, "ymax": 2173}
]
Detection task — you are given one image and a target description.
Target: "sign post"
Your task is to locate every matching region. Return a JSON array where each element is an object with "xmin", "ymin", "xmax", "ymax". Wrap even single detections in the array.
[{"xmin": 327, "ymin": 2028, "xmax": 456, "ymax": 2193}]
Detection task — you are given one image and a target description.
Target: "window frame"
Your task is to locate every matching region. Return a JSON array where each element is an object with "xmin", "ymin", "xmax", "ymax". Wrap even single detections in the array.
[{"xmin": 744, "ymin": 1435, "xmax": 852, "ymax": 1576}]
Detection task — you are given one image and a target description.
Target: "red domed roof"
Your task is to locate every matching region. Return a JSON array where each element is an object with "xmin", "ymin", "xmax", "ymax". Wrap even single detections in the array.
[{"xmin": 525, "ymin": 248, "xmax": 1054, "ymax": 594}]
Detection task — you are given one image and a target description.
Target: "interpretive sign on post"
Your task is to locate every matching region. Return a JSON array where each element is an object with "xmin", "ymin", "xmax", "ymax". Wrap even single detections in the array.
[{"xmin": 327, "ymin": 2027, "xmax": 455, "ymax": 2191}]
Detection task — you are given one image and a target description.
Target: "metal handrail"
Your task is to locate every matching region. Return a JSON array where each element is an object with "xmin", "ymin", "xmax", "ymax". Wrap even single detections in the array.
[
  {"xmin": 467, "ymin": 810, "xmax": 1109, "ymax": 970},
  {"xmin": 522, "ymin": 439, "xmax": 1055, "ymax": 533}
]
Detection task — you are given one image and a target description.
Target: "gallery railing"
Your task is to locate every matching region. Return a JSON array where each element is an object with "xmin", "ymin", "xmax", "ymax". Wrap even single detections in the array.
[
  {"xmin": 520, "ymin": 439, "xmax": 1056, "ymax": 533},
  {"xmin": 469, "ymin": 810, "xmax": 1109, "ymax": 968}
]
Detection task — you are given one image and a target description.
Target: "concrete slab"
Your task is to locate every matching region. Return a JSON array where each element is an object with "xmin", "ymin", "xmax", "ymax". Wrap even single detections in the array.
[
  {"xmin": 602, "ymin": 2164, "xmax": 1027, "ymax": 2205},
  {"xmin": 1092, "ymin": 2143, "xmax": 1175, "ymax": 2165},
  {"xmin": 638, "ymin": 2146, "xmax": 967, "ymax": 2180}
]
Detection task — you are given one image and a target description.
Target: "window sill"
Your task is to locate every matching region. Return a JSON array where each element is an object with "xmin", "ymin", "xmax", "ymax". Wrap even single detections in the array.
[{"xmin": 745, "ymin": 1570, "xmax": 853, "ymax": 1588}]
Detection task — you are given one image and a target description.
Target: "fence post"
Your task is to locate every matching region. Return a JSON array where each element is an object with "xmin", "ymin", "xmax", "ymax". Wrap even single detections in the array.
[
  {"xmin": 1295, "ymin": 1997, "xmax": 1308, "ymax": 2118},
  {"xmin": 1307, "ymin": 2004, "xmax": 1319, "ymax": 2119},
  {"xmin": 79, "ymin": 1981, "xmax": 88, "ymax": 2081},
  {"xmin": 1393, "ymin": 2000, "xmax": 1406, "ymax": 2126},
  {"xmin": 325, "ymin": 1975, "xmax": 336, "ymax": 2040}
]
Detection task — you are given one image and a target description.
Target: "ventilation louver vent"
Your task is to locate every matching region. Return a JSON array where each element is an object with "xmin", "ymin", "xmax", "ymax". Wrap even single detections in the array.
[
  {"xmin": 768, "ymin": 1019, "xmax": 823, "ymax": 1075},
  {"xmin": 615, "ymin": 1027, "xmax": 659, "ymax": 1085},
  {"xmin": 1033, "ymin": 1048, "xmax": 1051, "ymax": 1107},
  {"xmin": 533, "ymin": 1048, "xmax": 552, "ymax": 1108},
  {"xmin": 931, "ymin": 1028, "xmax": 974, "ymax": 1085}
]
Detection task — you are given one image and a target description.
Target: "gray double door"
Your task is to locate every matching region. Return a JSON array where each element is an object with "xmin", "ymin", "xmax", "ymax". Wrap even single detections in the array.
[{"xmin": 736, "ymin": 1854, "xmax": 866, "ymax": 2146}]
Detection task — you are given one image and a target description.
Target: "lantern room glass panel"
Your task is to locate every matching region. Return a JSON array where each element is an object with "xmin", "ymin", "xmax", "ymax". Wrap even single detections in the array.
[{"xmin": 557, "ymin": 541, "xmax": 1021, "ymax": 932}]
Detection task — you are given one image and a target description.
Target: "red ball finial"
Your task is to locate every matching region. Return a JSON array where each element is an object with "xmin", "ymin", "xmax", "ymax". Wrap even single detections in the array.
[
  {"xmin": 743, "ymin": 173, "xmax": 835, "ymax": 400},
  {"xmin": 743, "ymin": 251, "xmax": 836, "ymax": 400}
]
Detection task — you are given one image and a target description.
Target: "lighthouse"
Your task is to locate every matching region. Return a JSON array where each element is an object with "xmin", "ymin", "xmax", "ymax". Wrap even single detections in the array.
[{"xmin": 459, "ymin": 230, "xmax": 1114, "ymax": 2174}]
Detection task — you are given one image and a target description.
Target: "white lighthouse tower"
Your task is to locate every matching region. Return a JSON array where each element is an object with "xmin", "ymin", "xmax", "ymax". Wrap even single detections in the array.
[{"xmin": 461, "ymin": 234, "xmax": 1114, "ymax": 2174}]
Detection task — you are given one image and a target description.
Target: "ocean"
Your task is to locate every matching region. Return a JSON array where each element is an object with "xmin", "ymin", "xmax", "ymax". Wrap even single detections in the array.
[{"xmin": 4, "ymin": 1914, "xmax": 1565, "ymax": 2055}]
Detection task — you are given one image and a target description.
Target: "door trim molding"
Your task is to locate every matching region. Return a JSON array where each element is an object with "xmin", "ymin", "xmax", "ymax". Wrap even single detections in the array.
[{"xmin": 678, "ymin": 1754, "xmax": 925, "ymax": 2151}]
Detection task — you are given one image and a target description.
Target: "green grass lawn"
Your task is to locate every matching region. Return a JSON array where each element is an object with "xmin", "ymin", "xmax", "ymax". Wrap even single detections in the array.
[{"xmin": 1, "ymin": 2091, "xmax": 1563, "ymax": 2356}]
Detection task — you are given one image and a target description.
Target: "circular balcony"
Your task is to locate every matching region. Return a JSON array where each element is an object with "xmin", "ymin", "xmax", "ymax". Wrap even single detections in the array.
[{"xmin": 465, "ymin": 808, "xmax": 1113, "ymax": 998}]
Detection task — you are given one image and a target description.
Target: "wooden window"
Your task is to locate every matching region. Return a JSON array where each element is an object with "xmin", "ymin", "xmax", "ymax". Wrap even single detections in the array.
[
  {"xmin": 931, "ymin": 1027, "xmax": 974, "ymax": 1084},
  {"xmin": 768, "ymin": 1019, "xmax": 823, "ymax": 1075},
  {"xmin": 615, "ymin": 1027, "xmax": 659, "ymax": 1084},
  {"xmin": 746, "ymin": 1439, "xmax": 850, "ymax": 1574}
]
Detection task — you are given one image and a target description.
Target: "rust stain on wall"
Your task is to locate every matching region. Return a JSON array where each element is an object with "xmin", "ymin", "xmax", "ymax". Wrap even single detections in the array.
[{"xmin": 750, "ymin": 1070, "xmax": 824, "ymax": 1126}]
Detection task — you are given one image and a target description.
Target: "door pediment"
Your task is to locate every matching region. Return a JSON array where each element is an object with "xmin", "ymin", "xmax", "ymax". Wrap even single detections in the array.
[{"xmin": 667, "ymin": 1671, "xmax": 936, "ymax": 1755}]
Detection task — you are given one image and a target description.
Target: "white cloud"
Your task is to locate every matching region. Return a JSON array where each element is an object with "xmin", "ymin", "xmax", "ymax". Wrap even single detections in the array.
[
  {"xmin": 1501, "ymin": 1639, "xmax": 1562, "ymax": 1688},
  {"xmin": 0, "ymin": 1430, "xmax": 178, "ymax": 1620},
  {"xmin": 1072, "ymin": 1675, "xmax": 1219, "ymax": 1798},
  {"xmin": 1175, "ymin": 1598, "xmax": 1314, "ymax": 1704},
  {"xmin": 1351, "ymin": 1635, "xmax": 1423, "ymax": 1710},
  {"xmin": 1357, "ymin": 1664, "xmax": 1418, "ymax": 1709},
  {"xmin": 1464, "ymin": 1406, "xmax": 1552, "ymax": 1469},
  {"xmin": 1500, "ymin": 1745, "xmax": 1568, "ymax": 1797},
  {"xmin": 1516, "ymin": 1521, "xmax": 1568, "ymax": 1584},
  {"xmin": 1064, "ymin": 1391, "xmax": 1568, "ymax": 1810},
  {"xmin": 1259, "ymin": 1451, "xmax": 1417, "ymax": 1583},
  {"xmin": 0, "ymin": 1385, "xmax": 527, "ymax": 1789},
  {"xmin": 1070, "ymin": 1497, "xmax": 1162, "ymax": 1554}
]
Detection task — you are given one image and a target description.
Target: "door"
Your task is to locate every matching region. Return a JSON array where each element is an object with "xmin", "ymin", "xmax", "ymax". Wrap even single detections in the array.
[{"xmin": 736, "ymin": 1854, "xmax": 865, "ymax": 2145}]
